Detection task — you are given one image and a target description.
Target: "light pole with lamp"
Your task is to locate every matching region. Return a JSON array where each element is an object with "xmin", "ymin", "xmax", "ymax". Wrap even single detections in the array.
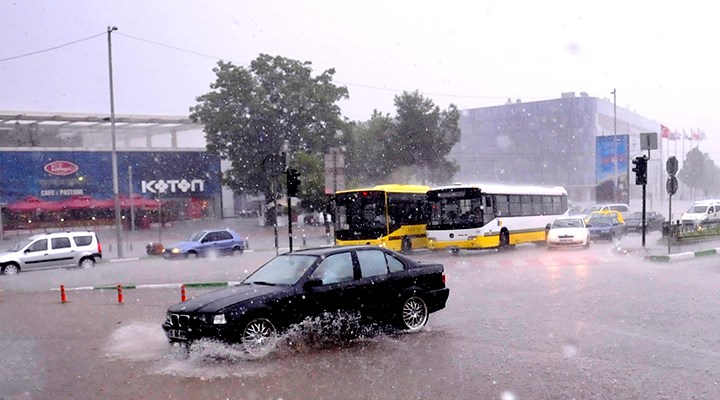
[
  {"xmin": 612, "ymin": 88, "xmax": 618, "ymax": 202},
  {"xmin": 107, "ymin": 26, "xmax": 124, "ymax": 258}
]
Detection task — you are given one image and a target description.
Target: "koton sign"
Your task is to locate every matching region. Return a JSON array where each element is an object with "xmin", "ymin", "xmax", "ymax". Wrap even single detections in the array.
[{"xmin": 44, "ymin": 161, "xmax": 79, "ymax": 176}]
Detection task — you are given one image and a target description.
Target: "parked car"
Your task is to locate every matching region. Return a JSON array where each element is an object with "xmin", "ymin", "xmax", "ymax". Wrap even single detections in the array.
[
  {"xmin": 0, "ymin": 231, "xmax": 102, "ymax": 275},
  {"xmin": 680, "ymin": 200, "xmax": 720, "ymax": 226},
  {"xmin": 162, "ymin": 228, "xmax": 245, "ymax": 259},
  {"xmin": 586, "ymin": 215, "xmax": 625, "ymax": 241},
  {"xmin": 162, "ymin": 245, "xmax": 450, "ymax": 358},
  {"xmin": 546, "ymin": 216, "xmax": 590, "ymax": 249},
  {"xmin": 625, "ymin": 211, "xmax": 665, "ymax": 233}
]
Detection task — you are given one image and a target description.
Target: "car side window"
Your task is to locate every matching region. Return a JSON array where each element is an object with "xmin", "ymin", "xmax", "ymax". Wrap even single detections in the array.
[
  {"xmin": 310, "ymin": 253, "xmax": 354, "ymax": 285},
  {"xmin": 51, "ymin": 237, "xmax": 72, "ymax": 249},
  {"xmin": 217, "ymin": 231, "xmax": 233, "ymax": 240},
  {"xmin": 28, "ymin": 239, "xmax": 48, "ymax": 252},
  {"xmin": 201, "ymin": 232, "xmax": 214, "ymax": 243},
  {"xmin": 357, "ymin": 249, "xmax": 388, "ymax": 278},
  {"xmin": 73, "ymin": 235, "xmax": 93, "ymax": 246},
  {"xmin": 386, "ymin": 253, "xmax": 405, "ymax": 273}
]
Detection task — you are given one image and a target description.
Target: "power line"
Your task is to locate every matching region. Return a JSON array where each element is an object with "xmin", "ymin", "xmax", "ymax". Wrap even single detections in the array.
[
  {"xmin": 116, "ymin": 32, "xmax": 223, "ymax": 61},
  {"xmin": 0, "ymin": 32, "xmax": 106, "ymax": 63}
]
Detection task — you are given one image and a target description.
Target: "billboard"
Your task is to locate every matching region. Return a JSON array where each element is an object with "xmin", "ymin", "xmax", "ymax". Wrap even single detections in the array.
[
  {"xmin": 0, "ymin": 151, "xmax": 221, "ymax": 204},
  {"xmin": 595, "ymin": 135, "xmax": 629, "ymax": 204}
]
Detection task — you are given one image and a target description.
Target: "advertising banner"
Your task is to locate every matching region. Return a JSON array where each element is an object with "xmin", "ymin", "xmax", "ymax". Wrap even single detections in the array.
[
  {"xmin": 0, "ymin": 151, "xmax": 221, "ymax": 204},
  {"xmin": 595, "ymin": 135, "xmax": 629, "ymax": 204}
]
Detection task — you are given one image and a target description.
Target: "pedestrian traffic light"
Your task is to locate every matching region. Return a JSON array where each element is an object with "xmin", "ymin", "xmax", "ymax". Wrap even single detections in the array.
[
  {"xmin": 632, "ymin": 156, "xmax": 648, "ymax": 185},
  {"xmin": 287, "ymin": 169, "xmax": 301, "ymax": 197}
]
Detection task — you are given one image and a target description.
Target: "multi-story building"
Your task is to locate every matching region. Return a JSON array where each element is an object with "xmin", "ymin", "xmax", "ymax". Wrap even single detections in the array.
[{"xmin": 451, "ymin": 92, "xmax": 664, "ymax": 210}]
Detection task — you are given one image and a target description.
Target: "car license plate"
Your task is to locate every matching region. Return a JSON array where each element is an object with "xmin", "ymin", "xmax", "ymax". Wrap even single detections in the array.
[{"xmin": 169, "ymin": 329, "xmax": 187, "ymax": 340}]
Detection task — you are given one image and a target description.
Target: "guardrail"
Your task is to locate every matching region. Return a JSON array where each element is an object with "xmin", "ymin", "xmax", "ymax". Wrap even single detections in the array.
[{"xmin": 662, "ymin": 220, "xmax": 720, "ymax": 241}]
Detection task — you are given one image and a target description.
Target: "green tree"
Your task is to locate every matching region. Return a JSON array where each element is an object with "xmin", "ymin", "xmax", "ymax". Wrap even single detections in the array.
[
  {"xmin": 189, "ymin": 55, "xmax": 349, "ymax": 197},
  {"xmin": 679, "ymin": 147, "xmax": 720, "ymax": 197},
  {"xmin": 344, "ymin": 92, "xmax": 461, "ymax": 186}
]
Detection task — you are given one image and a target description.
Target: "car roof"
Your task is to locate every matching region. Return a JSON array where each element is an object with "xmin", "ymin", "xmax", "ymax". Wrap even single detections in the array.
[
  {"xmin": 28, "ymin": 231, "xmax": 96, "ymax": 239},
  {"xmin": 287, "ymin": 245, "xmax": 389, "ymax": 257}
]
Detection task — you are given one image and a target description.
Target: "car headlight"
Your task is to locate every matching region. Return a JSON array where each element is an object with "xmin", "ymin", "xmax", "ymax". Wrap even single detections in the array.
[
  {"xmin": 213, "ymin": 314, "xmax": 227, "ymax": 324},
  {"xmin": 171, "ymin": 248, "xmax": 181, "ymax": 254}
]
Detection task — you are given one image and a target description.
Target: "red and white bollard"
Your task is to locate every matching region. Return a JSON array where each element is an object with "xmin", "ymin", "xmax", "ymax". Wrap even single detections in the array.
[
  {"xmin": 181, "ymin": 284, "xmax": 186, "ymax": 302},
  {"xmin": 60, "ymin": 284, "xmax": 67, "ymax": 303},
  {"xmin": 117, "ymin": 284, "xmax": 123, "ymax": 304}
]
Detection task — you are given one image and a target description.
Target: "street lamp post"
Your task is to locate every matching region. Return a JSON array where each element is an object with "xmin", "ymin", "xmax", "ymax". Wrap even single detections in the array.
[
  {"xmin": 612, "ymin": 88, "xmax": 618, "ymax": 202},
  {"xmin": 107, "ymin": 26, "xmax": 124, "ymax": 258}
]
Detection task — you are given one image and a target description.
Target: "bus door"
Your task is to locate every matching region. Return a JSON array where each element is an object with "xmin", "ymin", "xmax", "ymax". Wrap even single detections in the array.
[{"xmin": 483, "ymin": 194, "xmax": 496, "ymax": 225}]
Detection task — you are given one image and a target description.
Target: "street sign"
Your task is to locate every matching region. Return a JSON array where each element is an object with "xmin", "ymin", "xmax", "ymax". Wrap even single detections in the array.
[
  {"xmin": 666, "ymin": 156, "xmax": 678, "ymax": 176},
  {"xmin": 324, "ymin": 147, "xmax": 345, "ymax": 194},
  {"xmin": 666, "ymin": 176, "xmax": 678, "ymax": 195},
  {"xmin": 640, "ymin": 132, "xmax": 658, "ymax": 150}
]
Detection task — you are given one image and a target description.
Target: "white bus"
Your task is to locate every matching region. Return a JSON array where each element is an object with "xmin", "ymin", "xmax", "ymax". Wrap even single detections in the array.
[{"xmin": 426, "ymin": 183, "xmax": 568, "ymax": 252}]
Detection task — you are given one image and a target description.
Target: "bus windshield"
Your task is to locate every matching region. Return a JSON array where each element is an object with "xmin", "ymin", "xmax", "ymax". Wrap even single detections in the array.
[
  {"xmin": 427, "ymin": 189, "xmax": 486, "ymax": 229},
  {"xmin": 334, "ymin": 191, "xmax": 387, "ymax": 240}
]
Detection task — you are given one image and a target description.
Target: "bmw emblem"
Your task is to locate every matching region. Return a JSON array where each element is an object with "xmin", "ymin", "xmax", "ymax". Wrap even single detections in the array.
[{"xmin": 449, "ymin": 233, "xmax": 454, "ymax": 238}]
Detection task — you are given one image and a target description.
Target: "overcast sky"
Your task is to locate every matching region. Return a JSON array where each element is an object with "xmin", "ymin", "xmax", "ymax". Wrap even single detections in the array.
[{"xmin": 1, "ymin": 1, "xmax": 718, "ymax": 160}]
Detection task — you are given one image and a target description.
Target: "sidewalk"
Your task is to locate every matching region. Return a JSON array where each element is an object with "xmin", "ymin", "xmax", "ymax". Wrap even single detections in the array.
[
  {"xmin": 616, "ymin": 230, "xmax": 720, "ymax": 263},
  {"xmin": 0, "ymin": 217, "xmax": 335, "ymax": 261}
]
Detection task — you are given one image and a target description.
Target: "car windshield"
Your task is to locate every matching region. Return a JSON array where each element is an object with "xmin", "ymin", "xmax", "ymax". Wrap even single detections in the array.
[
  {"xmin": 8, "ymin": 238, "xmax": 33, "ymax": 252},
  {"xmin": 588, "ymin": 217, "xmax": 613, "ymax": 226},
  {"xmin": 582, "ymin": 205, "xmax": 603, "ymax": 214},
  {"xmin": 243, "ymin": 254, "xmax": 319, "ymax": 286},
  {"xmin": 688, "ymin": 206, "xmax": 709, "ymax": 213},
  {"xmin": 188, "ymin": 231, "xmax": 206, "ymax": 242},
  {"xmin": 552, "ymin": 219, "xmax": 583, "ymax": 228}
]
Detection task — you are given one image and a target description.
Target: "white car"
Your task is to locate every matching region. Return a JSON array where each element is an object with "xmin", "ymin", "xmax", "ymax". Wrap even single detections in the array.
[{"xmin": 546, "ymin": 216, "xmax": 590, "ymax": 249}]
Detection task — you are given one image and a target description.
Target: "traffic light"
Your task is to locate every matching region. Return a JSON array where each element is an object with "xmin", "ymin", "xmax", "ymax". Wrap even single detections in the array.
[
  {"xmin": 631, "ymin": 156, "xmax": 648, "ymax": 185},
  {"xmin": 286, "ymin": 169, "xmax": 301, "ymax": 197}
]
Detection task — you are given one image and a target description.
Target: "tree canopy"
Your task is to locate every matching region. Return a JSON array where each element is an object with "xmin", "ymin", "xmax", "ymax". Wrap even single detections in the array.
[
  {"xmin": 344, "ymin": 91, "xmax": 461, "ymax": 186},
  {"xmin": 190, "ymin": 55, "xmax": 349, "ymax": 196},
  {"xmin": 679, "ymin": 147, "xmax": 720, "ymax": 197}
]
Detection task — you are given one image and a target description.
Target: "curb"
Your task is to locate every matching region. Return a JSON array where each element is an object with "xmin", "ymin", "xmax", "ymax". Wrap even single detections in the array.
[
  {"xmin": 643, "ymin": 248, "xmax": 719, "ymax": 263},
  {"xmin": 51, "ymin": 281, "xmax": 242, "ymax": 291}
]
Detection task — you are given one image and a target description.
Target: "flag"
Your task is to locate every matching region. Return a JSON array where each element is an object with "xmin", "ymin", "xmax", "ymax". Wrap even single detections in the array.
[
  {"xmin": 697, "ymin": 129, "xmax": 707, "ymax": 140},
  {"xmin": 661, "ymin": 125, "xmax": 670, "ymax": 139},
  {"xmin": 670, "ymin": 130, "xmax": 681, "ymax": 140},
  {"xmin": 692, "ymin": 129, "xmax": 699, "ymax": 140},
  {"xmin": 684, "ymin": 129, "xmax": 692, "ymax": 140}
]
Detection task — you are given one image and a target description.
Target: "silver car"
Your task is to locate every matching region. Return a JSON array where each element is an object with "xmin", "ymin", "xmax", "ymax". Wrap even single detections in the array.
[{"xmin": 0, "ymin": 231, "xmax": 102, "ymax": 275}]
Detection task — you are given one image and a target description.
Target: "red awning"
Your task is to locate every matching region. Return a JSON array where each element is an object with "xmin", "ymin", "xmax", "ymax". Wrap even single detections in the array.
[{"xmin": 7, "ymin": 196, "xmax": 64, "ymax": 212}]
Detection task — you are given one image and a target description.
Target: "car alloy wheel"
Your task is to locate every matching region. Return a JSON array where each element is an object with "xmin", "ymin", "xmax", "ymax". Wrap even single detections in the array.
[
  {"xmin": 2, "ymin": 263, "xmax": 20, "ymax": 275},
  {"xmin": 241, "ymin": 318, "xmax": 277, "ymax": 358},
  {"xmin": 79, "ymin": 257, "xmax": 95, "ymax": 269},
  {"xmin": 400, "ymin": 296, "xmax": 428, "ymax": 332},
  {"xmin": 232, "ymin": 247, "xmax": 244, "ymax": 256}
]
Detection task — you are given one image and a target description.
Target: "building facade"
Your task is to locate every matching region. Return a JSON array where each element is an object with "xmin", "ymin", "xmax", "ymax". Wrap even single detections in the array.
[{"xmin": 452, "ymin": 93, "xmax": 663, "ymax": 210}]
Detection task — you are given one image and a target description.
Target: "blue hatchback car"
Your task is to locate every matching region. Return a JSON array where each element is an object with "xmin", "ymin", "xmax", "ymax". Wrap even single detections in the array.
[{"xmin": 163, "ymin": 229, "xmax": 245, "ymax": 259}]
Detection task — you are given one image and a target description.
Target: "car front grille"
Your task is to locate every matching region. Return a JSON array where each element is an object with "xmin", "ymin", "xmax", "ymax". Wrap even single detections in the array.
[{"xmin": 170, "ymin": 313, "xmax": 191, "ymax": 327}]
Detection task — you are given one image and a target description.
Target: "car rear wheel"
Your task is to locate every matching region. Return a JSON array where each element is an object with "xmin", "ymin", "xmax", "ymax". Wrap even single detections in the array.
[
  {"xmin": 241, "ymin": 318, "xmax": 277, "ymax": 359},
  {"xmin": 398, "ymin": 295, "xmax": 428, "ymax": 332},
  {"xmin": 79, "ymin": 257, "xmax": 95, "ymax": 269},
  {"xmin": 2, "ymin": 263, "xmax": 20, "ymax": 275},
  {"xmin": 232, "ymin": 246, "xmax": 244, "ymax": 256}
]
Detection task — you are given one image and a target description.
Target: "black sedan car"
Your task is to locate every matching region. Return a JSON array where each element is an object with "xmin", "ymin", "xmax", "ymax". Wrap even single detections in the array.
[
  {"xmin": 162, "ymin": 245, "xmax": 450, "ymax": 358},
  {"xmin": 587, "ymin": 215, "xmax": 625, "ymax": 241},
  {"xmin": 624, "ymin": 211, "xmax": 666, "ymax": 233}
]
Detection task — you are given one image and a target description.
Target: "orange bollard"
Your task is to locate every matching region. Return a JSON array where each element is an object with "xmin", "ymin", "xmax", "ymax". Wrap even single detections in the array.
[
  {"xmin": 117, "ymin": 284, "xmax": 123, "ymax": 304},
  {"xmin": 181, "ymin": 284, "xmax": 186, "ymax": 302},
  {"xmin": 60, "ymin": 285, "xmax": 67, "ymax": 303}
]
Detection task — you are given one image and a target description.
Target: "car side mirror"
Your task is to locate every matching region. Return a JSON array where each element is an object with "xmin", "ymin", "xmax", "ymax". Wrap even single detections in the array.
[
  {"xmin": 24, "ymin": 249, "xmax": 31, "ymax": 254},
  {"xmin": 303, "ymin": 278, "xmax": 323, "ymax": 290},
  {"xmin": 586, "ymin": 224, "xmax": 591, "ymax": 228}
]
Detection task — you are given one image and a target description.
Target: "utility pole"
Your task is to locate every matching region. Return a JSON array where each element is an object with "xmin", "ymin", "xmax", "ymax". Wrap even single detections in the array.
[{"xmin": 107, "ymin": 26, "xmax": 123, "ymax": 258}]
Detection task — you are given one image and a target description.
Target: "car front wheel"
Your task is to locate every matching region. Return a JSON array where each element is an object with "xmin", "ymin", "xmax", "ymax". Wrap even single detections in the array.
[
  {"xmin": 241, "ymin": 318, "xmax": 277, "ymax": 359},
  {"xmin": 398, "ymin": 295, "xmax": 428, "ymax": 332},
  {"xmin": 2, "ymin": 263, "xmax": 20, "ymax": 275}
]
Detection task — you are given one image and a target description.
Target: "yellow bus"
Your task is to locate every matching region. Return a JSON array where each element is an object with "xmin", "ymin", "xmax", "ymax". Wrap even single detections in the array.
[
  {"xmin": 334, "ymin": 184, "xmax": 430, "ymax": 252},
  {"xmin": 426, "ymin": 183, "xmax": 568, "ymax": 252}
]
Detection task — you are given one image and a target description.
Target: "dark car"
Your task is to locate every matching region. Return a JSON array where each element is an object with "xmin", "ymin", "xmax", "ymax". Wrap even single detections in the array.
[
  {"xmin": 162, "ymin": 245, "xmax": 450, "ymax": 357},
  {"xmin": 587, "ymin": 215, "xmax": 625, "ymax": 241},
  {"xmin": 624, "ymin": 211, "xmax": 665, "ymax": 233},
  {"xmin": 162, "ymin": 228, "xmax": 245, "ymax": 259}
]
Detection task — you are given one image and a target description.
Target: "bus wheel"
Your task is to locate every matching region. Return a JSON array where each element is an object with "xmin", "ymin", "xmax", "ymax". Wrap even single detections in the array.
[
  {"xmin": 499, "ymin": 230, "xmax": 510, "ymax": 249},
  {"xmin": 401, "ymin": 237, "xmax": 412, "ymax": 254}
]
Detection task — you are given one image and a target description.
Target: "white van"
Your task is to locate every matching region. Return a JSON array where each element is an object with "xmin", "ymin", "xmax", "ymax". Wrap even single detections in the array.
[{"xmin": 680, "ymin": 200, "xmax": 720, "ymax": 226}]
